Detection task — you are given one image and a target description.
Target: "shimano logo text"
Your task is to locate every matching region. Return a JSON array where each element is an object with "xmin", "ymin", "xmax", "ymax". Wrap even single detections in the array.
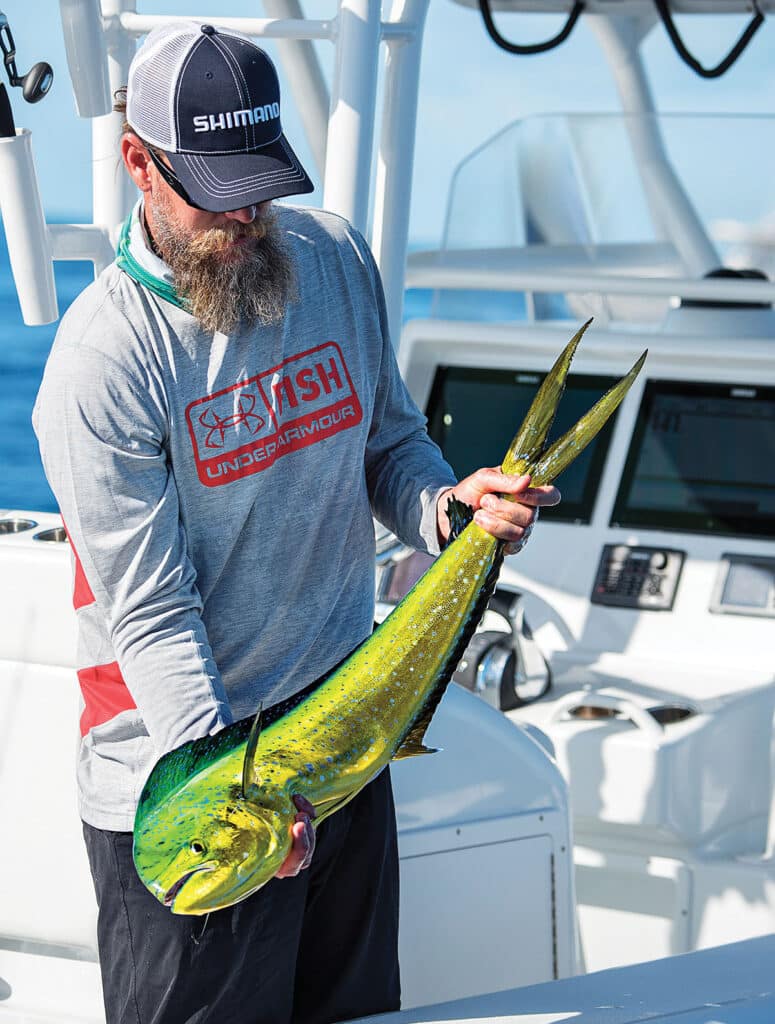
[{"xmin": 193, "ymin": 103, "xmax": 280, "ymax": 133}]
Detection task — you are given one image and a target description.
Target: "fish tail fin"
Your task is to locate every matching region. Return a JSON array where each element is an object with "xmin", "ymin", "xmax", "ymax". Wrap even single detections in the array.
[
  {"xmin": 529, "ymin": 350, "xmax": 647, "ymax": 486},
  {"xmin": 501, "ymin": 317, "xmax": 593, "ymax": 477}
]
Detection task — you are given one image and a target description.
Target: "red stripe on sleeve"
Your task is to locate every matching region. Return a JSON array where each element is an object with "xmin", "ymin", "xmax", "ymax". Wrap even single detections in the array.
[
  {"xmin": 61, "ymin": 523, "xmax": 96, "ymax": 610},
  {"xmin": 77, "ymin": 662, "xmax": 137, "ymax": 737},
  {"xmin": 73, "ymin": 550, "xmax": 96, "ymax": 610}
]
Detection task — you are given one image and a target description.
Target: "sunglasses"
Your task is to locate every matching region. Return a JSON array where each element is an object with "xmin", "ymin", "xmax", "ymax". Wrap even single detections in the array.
[{"xmin": 145, "ymin": 144, "xmax": 207, "ymax": 211}]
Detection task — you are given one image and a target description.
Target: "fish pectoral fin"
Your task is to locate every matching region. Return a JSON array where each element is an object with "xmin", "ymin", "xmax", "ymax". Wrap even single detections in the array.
[
  {"xmin": 243, "ymin": 783, "xmax": 262, "ymax": 805},
  {"xmin": 445, "ymin": 496, "xmax": 475, "ymax": 544},
  {"xmin": 311, "ymin": 790, "xmax": 359, "ymax": 823},
  {"xmin": 241, "ymin": 702, "xmax": 264, "ymax": 800}
]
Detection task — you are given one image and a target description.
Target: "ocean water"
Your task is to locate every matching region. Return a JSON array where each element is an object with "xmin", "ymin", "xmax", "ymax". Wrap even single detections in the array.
[
  {"xmin": 0, "ymin": 243, "xmax": 93, "ymax": 513},
  {"xmin": 0, "ymin": 237, "xmax": 526, "ymax": 515}
]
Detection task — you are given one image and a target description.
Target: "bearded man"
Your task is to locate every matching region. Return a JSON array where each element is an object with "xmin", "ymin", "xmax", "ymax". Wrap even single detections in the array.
[{"xmin": 34, "ymin": 21, "xmax": 559, "ymax": 1024}]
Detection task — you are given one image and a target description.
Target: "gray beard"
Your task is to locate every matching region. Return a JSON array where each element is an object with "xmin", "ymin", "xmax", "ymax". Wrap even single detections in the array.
[{"xmin": 148, "ymin": 204, "xmax": 296, "ymax": 335}]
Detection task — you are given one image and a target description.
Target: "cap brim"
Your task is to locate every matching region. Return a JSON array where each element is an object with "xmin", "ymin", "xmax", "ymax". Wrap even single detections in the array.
[{"xmin": 168, "ymin": 134, "xmax": 314, "ymax": 213}]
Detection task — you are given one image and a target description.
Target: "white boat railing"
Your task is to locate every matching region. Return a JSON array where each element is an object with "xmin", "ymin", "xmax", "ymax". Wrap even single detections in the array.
[
  {"xmin": 6, "ymin": 2, "xmax": 772, "ymax": 341},
  {"xmin": 2, "ymin": 0, "xmax": 432, "ymax": 350},
  {"xmin": 405, "ymin": 254, "xmax": 775, "ymax": 305}
]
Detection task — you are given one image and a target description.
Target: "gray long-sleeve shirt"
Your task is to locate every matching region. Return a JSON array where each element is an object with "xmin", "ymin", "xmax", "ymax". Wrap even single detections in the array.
[{"xmin": 34, "ymin": 203, "xmax": 456, "ymax": 830}]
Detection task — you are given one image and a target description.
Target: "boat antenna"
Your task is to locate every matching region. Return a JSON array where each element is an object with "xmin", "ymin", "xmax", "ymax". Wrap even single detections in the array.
[
  {"xmin": 477, "ymin": 0, "xmax": 584, "ymax": 55},
  {"xmin": 0, "ymin": 10, "xmax": 53, "ymax": 103},
  {"xmin": 654, "ymin": 0, "xmax": 764, "ymax": 79}
]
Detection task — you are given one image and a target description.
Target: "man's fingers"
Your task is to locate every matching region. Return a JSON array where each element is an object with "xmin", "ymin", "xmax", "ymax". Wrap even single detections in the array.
[
  {"xmin": 452, "ymin": 468, "xmax": 561, "ymax": 507},
  {"xmin": 479, "ymin": 493, "xmax": 537, "ymax": 524},
  {"xmin": 276, "ymin": 805, "xmax": 316, "ymax": 878},
  {"xmin": 497, "ymin": 478, "xmax": 561, "ymax": 507},
  {"xmin": 474, "ymin": 497, "xmax": 545, "ymax": 552},
  {"xmin": 275, "ymin": 818, "xmax": 312, "ymax": 878},
  {"xmin": 438, "ymin": 466, "xmax": 560, "ymax": 546},
  {"xmin": 505, "ymin": 511, "xmax": 537, "ymax": 555},
  {"xmin": 473, "ymin": 509, "xmax": 532, "ymax": 545},
  {"xmin": 464, "ymin": 468, "xmax": 532, "ymax": 502},
  {"xmin": 295, "ymin": 814, "xmax": 315, "ymax": 871}
]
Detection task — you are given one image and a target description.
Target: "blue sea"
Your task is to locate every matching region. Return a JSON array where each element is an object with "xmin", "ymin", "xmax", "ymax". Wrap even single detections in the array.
[
  {"xmin": 0, "ymin": 233, "xmax": 528, "ymax": 514},
  {"xmin": 0, "ymin": 240, "xmax": 93, "ymax": 513}
]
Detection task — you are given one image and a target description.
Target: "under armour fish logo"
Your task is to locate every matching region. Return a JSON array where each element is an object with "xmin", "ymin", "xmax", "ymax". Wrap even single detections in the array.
[{"xmin": 199, "ymin": 394, "xmax": 266, "ymax": 449}]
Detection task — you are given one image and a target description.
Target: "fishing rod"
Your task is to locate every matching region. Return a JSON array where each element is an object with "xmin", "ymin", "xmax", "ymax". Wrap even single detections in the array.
[{"xmin": 0, "ymin": 8, "xmax": 52, "ymax": 136}]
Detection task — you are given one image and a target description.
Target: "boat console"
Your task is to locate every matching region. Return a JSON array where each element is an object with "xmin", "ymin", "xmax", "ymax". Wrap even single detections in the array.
[
  {"xmin": 394, "ymin": 175, "xmax": 775, "ymax": 970},
  {"xmin": 394, "ymin": 307, "xmax": 775, "ymax": 972}
]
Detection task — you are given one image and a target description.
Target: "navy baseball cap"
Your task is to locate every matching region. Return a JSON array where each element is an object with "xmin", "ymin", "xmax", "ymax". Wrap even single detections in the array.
[{"xmin": 126, "ymin": 22, "xmax": 313, "ymax": 212}]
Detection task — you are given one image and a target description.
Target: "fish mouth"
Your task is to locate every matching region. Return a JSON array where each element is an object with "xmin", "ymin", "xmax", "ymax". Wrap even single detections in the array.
[{"xmin": 162, "ymin": 866, "xmax": 214, "ymax": 908}]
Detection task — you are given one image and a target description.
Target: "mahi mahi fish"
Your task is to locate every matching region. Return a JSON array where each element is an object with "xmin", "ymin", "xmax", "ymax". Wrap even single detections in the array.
[{"xmin": 133, "ymin": 320, "xmax": 646, "ymax": 914}]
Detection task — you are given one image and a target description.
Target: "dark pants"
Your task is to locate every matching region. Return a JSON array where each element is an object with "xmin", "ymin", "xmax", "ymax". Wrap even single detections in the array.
[{"xmin": 83, "ymin": 768, "xmax": 400, "ymax": 1024}]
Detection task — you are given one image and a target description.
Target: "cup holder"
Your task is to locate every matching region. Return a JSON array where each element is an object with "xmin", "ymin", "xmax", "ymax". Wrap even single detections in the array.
[
  {"xmin": 648, "ymin": 704, "xmax": 694, "ymax": 725},
  {"xmin": 568, "ymin": 705, "xmax": 621, "ymax": 720},
  {"xmin": 0, "ymin": 518, "xmax": 37, "ymax": 534},
  {"xmin": 560, "ymin": 697, "xmax": 695, "ymax": 733},
  {"xmin": 33, "ymin": 527, "xmax": 68, "ymax": 543}
]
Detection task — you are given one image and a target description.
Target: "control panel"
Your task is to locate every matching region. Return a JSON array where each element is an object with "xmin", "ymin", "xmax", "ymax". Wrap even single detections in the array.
[
  {"xmin": 711, "ymin": 555, "xmax": 775, "ymax": 618},
  {"xmin": 591, "ymin": 544, "xmax": 685, "ymax": 610}
]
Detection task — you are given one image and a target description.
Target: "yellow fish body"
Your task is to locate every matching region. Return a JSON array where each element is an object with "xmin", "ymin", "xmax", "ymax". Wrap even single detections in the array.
[{"xmin": 133, "ymin": 322, "xmax": 646, "ymax": 914}]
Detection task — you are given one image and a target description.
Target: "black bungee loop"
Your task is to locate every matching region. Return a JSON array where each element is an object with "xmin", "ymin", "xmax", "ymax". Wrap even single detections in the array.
[
  {"xmin": 477, "ymin": 0, "xmax": 585, "ymax": 56},
  {"xmin": 655, "ymin": 0, "xmax": 764, "ymax": 79}
]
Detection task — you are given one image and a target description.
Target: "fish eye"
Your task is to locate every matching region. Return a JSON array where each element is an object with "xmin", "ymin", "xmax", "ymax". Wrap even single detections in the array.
[{"xmin": 190, "ymin": 841, "xmax": 206, "ymax": 855}]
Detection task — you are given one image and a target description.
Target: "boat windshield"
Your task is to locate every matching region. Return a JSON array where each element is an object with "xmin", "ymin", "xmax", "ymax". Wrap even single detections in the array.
[{"xmin": 408, "ymin": 112, "xmax": 775, "ymax": 326}]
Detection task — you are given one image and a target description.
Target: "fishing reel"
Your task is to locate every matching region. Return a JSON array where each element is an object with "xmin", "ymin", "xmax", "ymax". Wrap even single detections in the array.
[
  {"xmin": 452, "ymin": 589, "xmax": 551, "ymax": 712},
  {"xmin": 0, "ymin": 11, "xmax": 53, "ymax": 103}
]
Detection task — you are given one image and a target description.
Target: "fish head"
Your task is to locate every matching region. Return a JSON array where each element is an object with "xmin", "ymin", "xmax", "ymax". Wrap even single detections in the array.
[{"xmin": 133, "ymin": 787, "xmax": 290, "ymax": 915}]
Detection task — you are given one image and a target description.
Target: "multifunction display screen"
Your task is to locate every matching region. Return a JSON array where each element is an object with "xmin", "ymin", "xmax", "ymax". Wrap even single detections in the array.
[
  {"xmin": 425, "ymin": 366, "xmax": 619, "ymax": 524},
  {"xmin": 612, "ymin": 380, "xmax": 775, "ymax": 538}
]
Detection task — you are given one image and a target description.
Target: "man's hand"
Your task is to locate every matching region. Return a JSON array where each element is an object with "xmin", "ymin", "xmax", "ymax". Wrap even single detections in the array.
[
  {"xmin": 437, "ymin": 470, "xmax": 560, "ymax": 554},
  {"xmin": 275, "ymin": 795, "xmax": 316, "ymax": 878}
]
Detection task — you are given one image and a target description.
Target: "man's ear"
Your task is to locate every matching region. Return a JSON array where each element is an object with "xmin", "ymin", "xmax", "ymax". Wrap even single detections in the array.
[{"xmin": 121, "ymin": 134, "xmax": 153, "ymax": 195}]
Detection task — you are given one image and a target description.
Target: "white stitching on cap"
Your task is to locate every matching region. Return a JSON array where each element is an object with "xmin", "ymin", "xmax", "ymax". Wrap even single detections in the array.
[
  {"xmin": 221, "ymin": 28, "xmax": 281, "ymax": 152},
  {"xmin": 175, "ymin": 35, "xmax": 208, "ymax": 154},
  {"xmin": 194, "ymin": 148, "xmax": 304, "ymax": 192},
  {"xmin": 208, "ymin": 34, "xmax": 249, "ymax": 150},
  {"xmin": 184, "ymin": 156, "xmax": 303, "ymax": 196},
  {"xmin": 215, "ymin": 33, "xmax": 256, "ymax": 150},
  {"xmin": 180, "ymin": 142, "xmax": 304, "ymax": 199}
]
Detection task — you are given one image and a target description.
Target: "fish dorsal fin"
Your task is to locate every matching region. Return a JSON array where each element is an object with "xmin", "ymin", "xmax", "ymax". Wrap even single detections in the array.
[
  {"xmin": 445, "ymin": 495, "xmax": 474, "ymax": 544},
  {"xmin": 393, "ymin": 706, "xmax": 441, "ymax": 761},
  {"xmin": 241, "ymin": 702, "xmax": 264, "ymax": 801}
]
